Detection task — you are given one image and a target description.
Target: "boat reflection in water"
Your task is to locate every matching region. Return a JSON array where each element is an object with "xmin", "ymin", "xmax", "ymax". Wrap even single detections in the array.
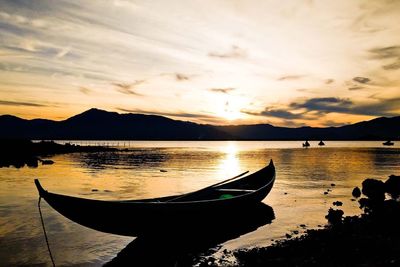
[{"xmin": 104, "ymin": 203, "xmax": 275, "ymax": 267}]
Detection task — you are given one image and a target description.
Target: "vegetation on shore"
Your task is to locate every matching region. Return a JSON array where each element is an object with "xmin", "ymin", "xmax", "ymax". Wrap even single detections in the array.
[{"xmin": 0, "ymin": 139, "xmax": 118, "ymax": 168}]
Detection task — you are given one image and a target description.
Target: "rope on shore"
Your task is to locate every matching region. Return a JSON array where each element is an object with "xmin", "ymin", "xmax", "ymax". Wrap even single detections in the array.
[{"xmin": 38, "ymin": 197, "xmax": 56, "ymax": 267}]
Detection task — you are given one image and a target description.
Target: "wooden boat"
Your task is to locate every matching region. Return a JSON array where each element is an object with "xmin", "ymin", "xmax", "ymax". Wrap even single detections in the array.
[
  {"xmin": 34, "ymin": 160, "xmax": 275, "ymax": 236},
  {"xmin": 383, "ymin": 141, "xmax": 394, "ymax": 146}
]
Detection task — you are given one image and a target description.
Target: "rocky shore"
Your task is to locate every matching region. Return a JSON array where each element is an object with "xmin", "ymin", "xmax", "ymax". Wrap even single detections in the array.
[
  {"xmin": 0, "ymin": 139, "xmax": 118, "ymax": 168},
  {"xmin": 218, "ymin": 174, "xmax": 400, "ymax": 267}
]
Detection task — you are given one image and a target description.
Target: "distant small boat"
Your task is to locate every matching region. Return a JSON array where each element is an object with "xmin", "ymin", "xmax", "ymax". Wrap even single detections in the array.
[
  {"xmin": 34, "ymin": 160, "xmax": 276, "ymax": 236},
  {"xmin": 303, "ymin": 141, "xmax": 310, "ymax": 147},
  {"xmin": 318, "ymin": 140, "xmax": 325, "ymax": 146},
  {"xmin": 383, "ymin": 141, "xmax": 394, "ymax": 146}
]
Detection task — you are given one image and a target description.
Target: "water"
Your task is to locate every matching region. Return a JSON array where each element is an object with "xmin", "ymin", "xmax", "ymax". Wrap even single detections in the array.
[{"xmin": 0, "ymin": 141, "xmax": 399, "ymax": 266}]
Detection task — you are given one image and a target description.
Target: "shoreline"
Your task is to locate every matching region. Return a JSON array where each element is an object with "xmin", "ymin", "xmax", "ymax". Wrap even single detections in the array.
[
  {"xmin": 0, "ymin": 139, "xmax": 118, "ymax": 168},
  {"xmin": 197, "ymin": 174, "xmax": 400, "ymax": 267}
]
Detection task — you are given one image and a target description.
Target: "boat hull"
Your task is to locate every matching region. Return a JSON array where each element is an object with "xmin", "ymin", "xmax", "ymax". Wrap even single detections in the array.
[{"xmin": 35, "ymin": 161, "xmax": 275, "ymax": 236}]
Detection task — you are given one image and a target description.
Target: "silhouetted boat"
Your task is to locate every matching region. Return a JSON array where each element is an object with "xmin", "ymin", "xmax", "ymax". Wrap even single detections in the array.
[
  {"xmin": 303, "ymin": 141, "xmax": 310, "ymax": 147},
  {"xmin": 318, "ymin": 140, "xmax": 325, "ymax": 146},
  {"xmin": 34, "ymin": 160, "xmax": 275, "ymax": 236},
  {"xmin": 383, "ymin": 141, "xmax": 394, "ymax": 146}
]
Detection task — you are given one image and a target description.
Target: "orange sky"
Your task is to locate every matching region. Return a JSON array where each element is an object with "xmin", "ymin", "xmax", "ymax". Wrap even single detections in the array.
[{"xmin": 0, "ymin": 0, "xmax": 400, "ymax": 126}]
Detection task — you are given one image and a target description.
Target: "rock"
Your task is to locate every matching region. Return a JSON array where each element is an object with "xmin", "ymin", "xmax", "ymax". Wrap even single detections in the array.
[
  {"xmin": 324, "ymin": 191, "xmax": 328, "ymax": 195},
  {"xmin": 352, "ymin": 187, "xmax": 361, "ymax": 198},
  {"xmin": 331, "ymin": 183, "xmax": 336, "ymax": 186},
  {"xmin": 325, "ymin": 208, "xmax": 344, "ymax": 225},
  {"xmin": 41, "ymin": 159, "xmax": 54, "ymax": 165},
  {"xmin": 92, "ymin": 189, "xmax": 99, "ymax": 192},
  {"xmin": 293, "ymin": 230, "xmax": 299, "ymax": 234},
  {"xmin": 160, "ymin": 169, "xmax": 167, "ymax": 172},
  {"xmin": 385, "ymin": 175, "xmax": 400, "ymax": 199},
  {"xmin": 362, "ymin": 179, "xmax": 385, "ymax": 202},
  {"xmin": 333, "ymin": 201, "xmax": 343, "ymax": 206},
  {"xmin": 285, "ymin": 233, "xmax": 292, "ymax": 239},
  {"xmin": 26, "ymin": 157, "xmax": 39, "ymax": 168}
]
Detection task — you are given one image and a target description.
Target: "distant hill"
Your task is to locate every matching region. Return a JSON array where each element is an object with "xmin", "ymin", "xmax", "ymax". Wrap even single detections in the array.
[
  {"xmin": 217, "ymin": 116, "xmax": 400, "ymax": 140},
  {"xmin": 0, "ymin": 108, "xmax": 399, "ymax": 140}
]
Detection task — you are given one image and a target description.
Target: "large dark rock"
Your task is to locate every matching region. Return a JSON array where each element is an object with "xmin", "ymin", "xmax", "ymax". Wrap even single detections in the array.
[
  {"xmin": 325, "ymin": 208, "xmax": 344, "ymax": 225},
  {"xmin": 361, "ymin": 179, "xmax": 385, "ymax": 202},
  {"xmin": 385, "ymin": 175, "xmax": 400, "ymax": 200}
]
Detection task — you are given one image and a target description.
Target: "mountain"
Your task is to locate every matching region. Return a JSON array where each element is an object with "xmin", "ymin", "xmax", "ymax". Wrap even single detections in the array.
[
  {"xmin": 217, "ymin": 116, "xmax": 400, "ymax": 140},
  {"xmin": 0, "ymin": 108, "xmax": 399, "ymax": 140},
  {"xmin": 0, "ymin": 108, "xmax": 231, "ymax": 140}
]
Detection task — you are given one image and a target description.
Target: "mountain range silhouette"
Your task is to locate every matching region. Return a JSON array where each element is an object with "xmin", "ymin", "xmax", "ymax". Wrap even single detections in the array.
[{"xmin": 0, "ymin": 108, "xmax": 399, "ymax": 140}]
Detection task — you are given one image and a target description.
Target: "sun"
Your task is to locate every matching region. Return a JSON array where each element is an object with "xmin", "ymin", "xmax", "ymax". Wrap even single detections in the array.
[
  {"xmin": 216, "ymin": 97, "xmax": 245, "ymax": 121},
  {"xmin": 220, "ymin": 109, "xmax": 241, "ymax": 121}
]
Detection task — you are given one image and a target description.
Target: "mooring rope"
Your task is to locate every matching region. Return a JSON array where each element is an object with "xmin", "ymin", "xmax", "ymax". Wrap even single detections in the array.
[{"xmin": 38, "ymin": 197, "xmax": 56, "ymax": 267}]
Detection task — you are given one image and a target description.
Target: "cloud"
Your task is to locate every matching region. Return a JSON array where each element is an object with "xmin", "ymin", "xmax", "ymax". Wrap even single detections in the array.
[
  {"xmin": 116, "ymin": 107, "xmax": 216, "ymax": 120},
  {"xmin": 160, "ymin": 73, "xmax": 191, "ymax": 81},
  {"xmin": 325, "ymin": 79, "xmax": 334, "ymax": 84},
  {"xmin": 348, "ymin": 86, "xmax": 364, "ymax": 91},
  {"xmin": 353, "ymin": 77, "xmax": 370, "ymax": 84},
  {"xmin": 79, "ymin": 87, "xmax": 92, "ymax": 95},
  {"xmin": 280, "ymin": 120, "xmax": 307, "ymax": 128},
  {"xmin": 208, "ymin": 45, "xmax": 246, "ymax": 59},
  {"xmin": 209, "ymin": 88, "xmax": 235, "ymax": 94},
  {"xmin": 55, "ymin": 46, "xmax": 70, "ymax": 59},
  {"xmin": 113, "ymin": 80, "xmax": 145, "ymax": 95},
  {"xmin": 175, "ymin": 73, "xmax": 189, "ymax": 81},
  {"xmin": 290, "ymin": 97, "xmax": 353, "ymax": 114},
  {"xmin": 290, "ymin": 97, "xmax": 400, "ymax": 117},
  {"xmin": 0, "ymin": 100, "xmax": 48, "ymax": 107},
  {"xmin": 321, "ymin": 120, "xmax": 349, "ymax": 127},
  {"xmin": 260, "ymin": 109, "xmax": 304, "ymax": 119},
  {"xmin": 369, "ymin": 46, "xmax": 400, "ymax": 70},
  {"xmin": 242, "ymin": 95, "xmax": 400, "ymax": 121},
  {"xmin": 241, "ymin": 108, "xmax": 304, "ymax": 119},
  {"xmin": 369, "ymin": 46, "xmax": 400, "ymax": 59},
  {"xmin": 278, "ymin": 75, "xmax": 304, "ymax": 81},
  {"xmin": 383, "ymin": 61, "xmax": 400, "ymax": 70}
]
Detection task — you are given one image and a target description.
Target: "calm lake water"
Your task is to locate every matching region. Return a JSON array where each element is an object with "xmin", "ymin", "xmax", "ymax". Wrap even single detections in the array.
[{"xmin": 0, "ymin": 141, "xmax": 399, "ymax": 266}]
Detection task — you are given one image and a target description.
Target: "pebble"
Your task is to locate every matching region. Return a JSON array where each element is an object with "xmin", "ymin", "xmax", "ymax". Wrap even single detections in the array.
[{"xmin": 333, "ymin": 201, "xmax": 343, "ymax": 206}]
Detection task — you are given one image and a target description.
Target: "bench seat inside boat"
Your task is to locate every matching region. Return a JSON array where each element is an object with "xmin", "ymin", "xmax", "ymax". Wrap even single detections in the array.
[{"xmin": 215, "ymin": 188, "xmax": 256, "ymax": 193}]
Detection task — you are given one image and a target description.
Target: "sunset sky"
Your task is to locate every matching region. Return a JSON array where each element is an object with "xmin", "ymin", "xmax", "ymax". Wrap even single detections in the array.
[{"xmin": 1, "ymin": 0, "xmax": 400, "ymax": 126}]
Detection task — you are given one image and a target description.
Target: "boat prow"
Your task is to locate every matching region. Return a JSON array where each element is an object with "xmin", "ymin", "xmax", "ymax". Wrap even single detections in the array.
[{"xmin": 34, "ymin": 179, "xmax": 47, "ymax": 197}]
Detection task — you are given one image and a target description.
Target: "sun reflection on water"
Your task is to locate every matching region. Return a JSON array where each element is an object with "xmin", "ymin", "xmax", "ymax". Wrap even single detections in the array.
[{"xmin": 216, "ymin": 142, "xmax": 242, "ymax": 179}]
